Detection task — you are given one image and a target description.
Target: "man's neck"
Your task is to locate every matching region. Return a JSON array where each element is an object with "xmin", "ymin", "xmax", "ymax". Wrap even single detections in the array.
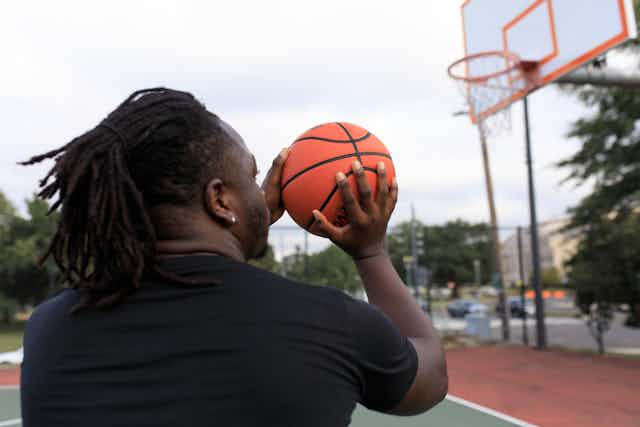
[{"xmin": 151, "ymin": 205, "xmax": 246, "ymax": 262}]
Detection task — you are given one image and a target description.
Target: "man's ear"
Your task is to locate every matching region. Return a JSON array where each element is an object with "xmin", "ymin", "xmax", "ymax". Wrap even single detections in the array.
[{"xmin": 204, "ymin": 178, "xmax": 237, "ymax": 227}]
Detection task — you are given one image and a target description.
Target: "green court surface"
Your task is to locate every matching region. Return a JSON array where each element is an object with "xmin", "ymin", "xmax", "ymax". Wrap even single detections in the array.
[{"xmin": 0, "ymin": 388, "xmax": 533, "ymax": 427}]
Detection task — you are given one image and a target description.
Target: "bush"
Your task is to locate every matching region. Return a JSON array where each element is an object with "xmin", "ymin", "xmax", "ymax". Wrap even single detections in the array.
[{"xmin": 0, "ymin": 293, "xmax": 18, "ymax": 325}]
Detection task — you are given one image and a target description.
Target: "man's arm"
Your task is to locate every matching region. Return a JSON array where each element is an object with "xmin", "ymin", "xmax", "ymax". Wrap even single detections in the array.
[
  {"xmin": 312, "ymin": 160, "xmax": 448, "ymax": 415},
  {"xmin": 355, "ymin": 254, "xmax": 447, "ymax": 415}
]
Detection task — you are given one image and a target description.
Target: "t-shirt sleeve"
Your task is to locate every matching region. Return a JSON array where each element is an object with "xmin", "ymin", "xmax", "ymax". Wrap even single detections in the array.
[{"xmin": 345, "ymin": 297, "xmax": 419, "ymax": 412}]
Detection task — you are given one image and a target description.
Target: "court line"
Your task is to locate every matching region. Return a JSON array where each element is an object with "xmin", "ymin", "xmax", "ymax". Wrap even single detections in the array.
[
  {"xmin": 0, "ymin": 386, "xmax": 19, "ymax": 390},
  {"xmin": 0, "ymin": 418, "xmax": 21, "ymax": 427},
  {"xmin": 446, "ymin": 394, "xmax": 538, "ymax": 427}
]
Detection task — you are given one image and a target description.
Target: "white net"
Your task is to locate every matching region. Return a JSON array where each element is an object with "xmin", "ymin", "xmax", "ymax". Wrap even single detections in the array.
[{"xmin": 449, "ymin": 51, "xmax": 536, "ymax": 136}]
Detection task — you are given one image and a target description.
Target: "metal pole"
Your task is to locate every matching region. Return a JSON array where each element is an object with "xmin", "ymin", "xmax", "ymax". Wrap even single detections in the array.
[
  {"xmin": 523, "ymin": 96, "xmax": 547, "ymax": 350},
  {"xmin": 410, "ymin": 205, "xmax": 419, "ymax": 298},
  {"xmin": 304, "ymin": 231, "xmax": 309, "ymax": 281},
  {"xmin": 477, "ymin": 121, "xmax": 510, "ymax": 341},
  {"xmin": 556, "ymin": 68, "xmax": 640, "ymax": 88},
  {"xmin": 426, "ymin": 271, "xmax": 432, "ymax": 315},
  {"xmin": 517, "ymin": 226, "xmax": 529, "ymax": 346},
  {"xmin": 280, "ymin": 233, "xmax": 287, "ymax": 278}
]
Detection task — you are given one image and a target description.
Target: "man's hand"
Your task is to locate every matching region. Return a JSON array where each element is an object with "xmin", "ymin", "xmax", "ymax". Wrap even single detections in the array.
[
  {"xmin": 261, "ymin": 148, "xmax": 290, "ymax": 225},
  {"xmin": 312, "ymin": 161, "xmax": 398, "ymax": 259}
]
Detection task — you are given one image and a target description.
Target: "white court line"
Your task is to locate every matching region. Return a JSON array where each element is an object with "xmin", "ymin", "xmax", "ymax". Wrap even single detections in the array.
[
  {"xmin": 446, "ymin": 394, "xmax": 538, "ymax": 427},
  {"xmin": 0, "ymin": 386, "xmax": 19, "ymax": 390},
  {"xmin": 0, "ymin": 418, "xmax": 21, "ymax": 427}
]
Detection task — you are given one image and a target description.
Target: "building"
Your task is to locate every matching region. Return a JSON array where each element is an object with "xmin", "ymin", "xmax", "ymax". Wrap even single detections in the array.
[{"xmin": 501, "ymin": 218, "xmax": 580, "ymax": 286}]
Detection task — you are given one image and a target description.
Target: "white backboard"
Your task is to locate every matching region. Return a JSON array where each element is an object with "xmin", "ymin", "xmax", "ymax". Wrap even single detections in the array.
[{"xmin": 461, "ymin": 0, "xmax": 637, "ymax": 123}]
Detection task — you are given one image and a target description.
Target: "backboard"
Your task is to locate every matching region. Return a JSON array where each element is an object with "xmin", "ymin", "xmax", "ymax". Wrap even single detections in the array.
[{"xmin": 459, "ymin": 0, "xmax": 637, "ymax": 123}]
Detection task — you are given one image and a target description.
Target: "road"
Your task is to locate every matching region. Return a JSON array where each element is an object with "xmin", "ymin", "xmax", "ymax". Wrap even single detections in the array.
[
  {"xmin": 434, "ymin": 313, "xmax": 640, "ymax": 354},
  {"xmin": 506, "ymin": 313, "xmax": 640, "ymax": 353}
]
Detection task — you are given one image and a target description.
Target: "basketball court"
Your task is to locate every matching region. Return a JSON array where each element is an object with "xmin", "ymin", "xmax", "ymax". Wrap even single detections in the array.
[{"xmin": 2, "ymin": 1, "xmax": 638, "ymax": 426}]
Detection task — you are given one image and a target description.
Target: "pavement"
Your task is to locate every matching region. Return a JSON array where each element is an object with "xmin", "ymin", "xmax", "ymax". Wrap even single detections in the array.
[{"xmin": 433, "ymin": 312, "xmax": 640, "ymax": 355}]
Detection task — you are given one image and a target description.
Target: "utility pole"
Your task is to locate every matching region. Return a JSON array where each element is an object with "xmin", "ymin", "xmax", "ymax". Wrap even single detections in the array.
[{"xmin": 477, "ymin": 121, "xmax": 510, "ymax": 341}]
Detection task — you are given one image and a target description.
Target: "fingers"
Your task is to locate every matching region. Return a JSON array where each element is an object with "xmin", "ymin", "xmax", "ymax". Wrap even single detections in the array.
[
  {"xmin": 312, "ymin": 210, "xmax": 342, "ymax": 240},
  {"xmin": 387, "ymin": 177, "xmax": 398, "ymax": 216},
  {"xmin": 375, "ymin": 161, "xmax": 389, "ymax": 207},
  {"xmin": 336, "ymin": 171, "xmax": 366, "ymax": 223},
  {"xmin": 262, "ymin": 148, "xmax": 290, "ymax": 224},
  {"xmin": 261, "ymin": 148, "xmax": 289, "ymax": 192},
  {"xmin": 352, "ymin": 161, "xmax": 374, "ymax": 212}
]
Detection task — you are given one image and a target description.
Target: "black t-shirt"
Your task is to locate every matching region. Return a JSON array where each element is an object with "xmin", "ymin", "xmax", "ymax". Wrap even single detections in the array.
[{"xmin": 21, "ymin": 255, "xmax": 418, "ymax": 427}]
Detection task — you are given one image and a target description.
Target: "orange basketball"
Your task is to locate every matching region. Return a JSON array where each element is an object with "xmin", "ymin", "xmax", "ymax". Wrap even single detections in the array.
[{"xmin": 281, "ymin": 122, "xmax": 395, "ymax": 236}]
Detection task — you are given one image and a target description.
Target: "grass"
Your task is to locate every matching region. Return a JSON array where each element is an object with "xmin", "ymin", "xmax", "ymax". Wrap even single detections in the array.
[{"xmin": 0, "ymin": 323, "xmax": 25, "ymax": 353}]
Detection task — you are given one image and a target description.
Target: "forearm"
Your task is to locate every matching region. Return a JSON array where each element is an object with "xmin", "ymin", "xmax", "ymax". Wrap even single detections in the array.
[{"xmin": 354, "ymin": 253, "xmax": 437, "ymax": 339}]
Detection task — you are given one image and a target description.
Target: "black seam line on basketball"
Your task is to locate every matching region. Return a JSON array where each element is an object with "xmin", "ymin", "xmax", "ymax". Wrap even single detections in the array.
[
  {"xmin": 336, "ymin": 122, "xmax": 363, "ymax": 165},
  {"xmin": 304, "ymin": 167, "xmax": 377, "ymax": 230},
  {"xmin": 281, "ymin": 152, "xmax": 392, "ymax": 192},
  {"xmin": 294, "ymin": 132, "xmax": 371, "ymax": 144}
]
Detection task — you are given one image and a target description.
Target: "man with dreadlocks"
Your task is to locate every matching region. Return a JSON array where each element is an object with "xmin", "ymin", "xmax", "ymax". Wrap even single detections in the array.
[{"xmin": 20, "ymin": 88, "xmax": 447, "ymax": 426}]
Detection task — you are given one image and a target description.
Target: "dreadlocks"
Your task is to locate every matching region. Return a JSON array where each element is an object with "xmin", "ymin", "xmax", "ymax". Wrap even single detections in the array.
[{"xmin": 21, "ymin": 88, "xmax": 232, "ymax": 312}]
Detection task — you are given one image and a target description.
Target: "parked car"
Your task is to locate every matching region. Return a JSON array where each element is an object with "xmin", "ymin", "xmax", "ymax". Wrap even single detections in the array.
[
  {"xmin": 496, "ymin": 296, "xmax": 535, "ymax": 317},
  {"xmin": 447, "ymin": 299, "xmax": 488, "ymax": 318}
]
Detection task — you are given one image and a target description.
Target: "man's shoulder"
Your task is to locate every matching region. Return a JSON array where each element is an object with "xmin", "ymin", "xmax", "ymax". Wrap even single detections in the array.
[{"xmin": 27, "ymin": 288, "xmax": 77, "ymax": 325}]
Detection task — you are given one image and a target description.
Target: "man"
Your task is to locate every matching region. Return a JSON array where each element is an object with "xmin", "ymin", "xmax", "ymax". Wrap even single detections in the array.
[{"xmin": 20, "ymin": 88, "xmax": 447, "ymax": 426}]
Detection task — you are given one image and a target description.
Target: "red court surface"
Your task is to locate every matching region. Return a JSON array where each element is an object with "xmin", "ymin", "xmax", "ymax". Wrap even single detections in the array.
[
  {"xmin": 446, "ymin": 345, "xmax": 640, "ymax": 427},
  {"xmin": 0, "ymin": 367, "xmax": 19, "ymax": 386}
]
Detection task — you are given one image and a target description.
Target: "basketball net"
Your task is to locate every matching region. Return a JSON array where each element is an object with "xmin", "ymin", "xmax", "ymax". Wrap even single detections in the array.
[{"xmin": 448, "ymin": 50, "xmax": 541, "ymax": 137}]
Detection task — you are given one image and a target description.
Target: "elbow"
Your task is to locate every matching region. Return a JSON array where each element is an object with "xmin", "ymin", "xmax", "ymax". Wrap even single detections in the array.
[
  {"xmin": 434, "ymin": 368, "xmax": 449, "ymax": 405},
  {"xmin": 428, "ymin": 355, "xmax": 449, "ymax": 409}
]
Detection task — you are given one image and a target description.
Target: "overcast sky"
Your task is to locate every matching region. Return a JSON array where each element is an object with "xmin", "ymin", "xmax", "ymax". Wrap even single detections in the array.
[{"xmin": 1, "ymin": 0, "xmax": 611, "ymax": 255}]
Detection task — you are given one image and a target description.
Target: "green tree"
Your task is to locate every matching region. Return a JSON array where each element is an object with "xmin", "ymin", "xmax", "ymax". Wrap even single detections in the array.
[
  {"xmin": 542, "ymin": 267, "xmax": 562, "ymax": 288},
  {"xmin": 387, "ymin": 219, "xmax": 492, "ymax": 286},
  {"xmin": 557, "ymin": 2, "xmax": 640, "ymax": 229},
  {"xmin": 249, "ymin": 244, "xmax": 280, "ymax": 273},
  {"xmin": 0, "ymin": 194, "xmax": 60, "ymax": 308},
  {"xmin": 558, "ymin": 3, "xmax": 640, "ymax": 328},
  {"xmin": 567, "ymin": 215, "xmax": 640, "ymax": 332},
  {"xmin": 286, "ymin": 244, "xmax": 362, "ymax": 295}
]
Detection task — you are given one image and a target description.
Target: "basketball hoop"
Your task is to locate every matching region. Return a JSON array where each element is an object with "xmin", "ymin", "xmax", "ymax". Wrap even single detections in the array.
[{"xmin": 448, "ymin": 50, "xmax": 541, "ymax": 135}]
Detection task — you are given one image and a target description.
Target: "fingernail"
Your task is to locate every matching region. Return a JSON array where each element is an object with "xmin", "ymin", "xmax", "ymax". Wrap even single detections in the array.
[
  {"xmin": 312, "ymin": 210, "xmax": 320, "ymax": 220},
  {"xmin": 377, "ymin": 161, "xmax": 385, "ymax": 171},
  {"xmin": 280, "ymin": 148, "xmax": 289, "ymax": 159},
  {"xmin": 352, "ymin": 161, "xmax": 362, "ymax": 171},
  {"xmin": 336, "ymin": 172, "xmax": 346, "ymax": 182},
  {"xmin": 392, "ymin": 177, "xmax": 398, "ymax": 186}
]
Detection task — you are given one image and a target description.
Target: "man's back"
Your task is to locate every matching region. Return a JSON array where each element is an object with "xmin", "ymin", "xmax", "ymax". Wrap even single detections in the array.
[{"xmin": 21, "ymin": 255, "xmax": 418, "ymax": 427}]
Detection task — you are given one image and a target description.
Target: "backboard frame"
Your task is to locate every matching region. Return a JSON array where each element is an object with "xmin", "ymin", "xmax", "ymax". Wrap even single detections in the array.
[{"xmin": 460, "ymin": 0, "xmax": 638, "ymax": 123}]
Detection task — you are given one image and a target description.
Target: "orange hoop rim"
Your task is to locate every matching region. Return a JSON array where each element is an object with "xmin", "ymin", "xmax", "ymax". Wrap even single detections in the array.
[{"xmin": 448, "ymin": 50, "xmax": 532, "ymax": 84}]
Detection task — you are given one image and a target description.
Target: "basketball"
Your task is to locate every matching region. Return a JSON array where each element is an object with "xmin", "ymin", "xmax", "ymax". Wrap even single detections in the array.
[{"xmin": 281, "ymin": 122, "xmax": 395, "ymax": 236}]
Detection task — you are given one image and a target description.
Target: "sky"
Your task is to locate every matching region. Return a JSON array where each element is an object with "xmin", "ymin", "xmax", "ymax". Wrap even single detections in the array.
[{"xmin": 0, "ymin": 0, "xmax": 618, "ymax": 256}]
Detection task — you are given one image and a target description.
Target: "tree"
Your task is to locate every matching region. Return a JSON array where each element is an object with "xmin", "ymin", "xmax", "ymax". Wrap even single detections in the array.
[
  {"xmin": 542, "ymin": 267, "xmax": 562, "ymax": 288},
  {"xmin": 285, "ymin": 244, "xmax": 363, "ymax": 295},
  {"xmin": 387, "ymin": 219, "xmax": 492, "ymax": 287},
  {"xmin": 558, "ymin": 5, "xmax": 640, "ymax": 328},
  {"xmin": 0, "ymin": 194, "xmax": 60, "ymax": 309},
  {"xmin": 557, "ymin": 1, "xmax": 640, "ymax": 230},
  {"xmin": 249, "ymin": 244, "xmax": 280, "ymax": 274},
  {"xmin": 566, "ymin": 215, "xmax": 640, "ymax": 347}
]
